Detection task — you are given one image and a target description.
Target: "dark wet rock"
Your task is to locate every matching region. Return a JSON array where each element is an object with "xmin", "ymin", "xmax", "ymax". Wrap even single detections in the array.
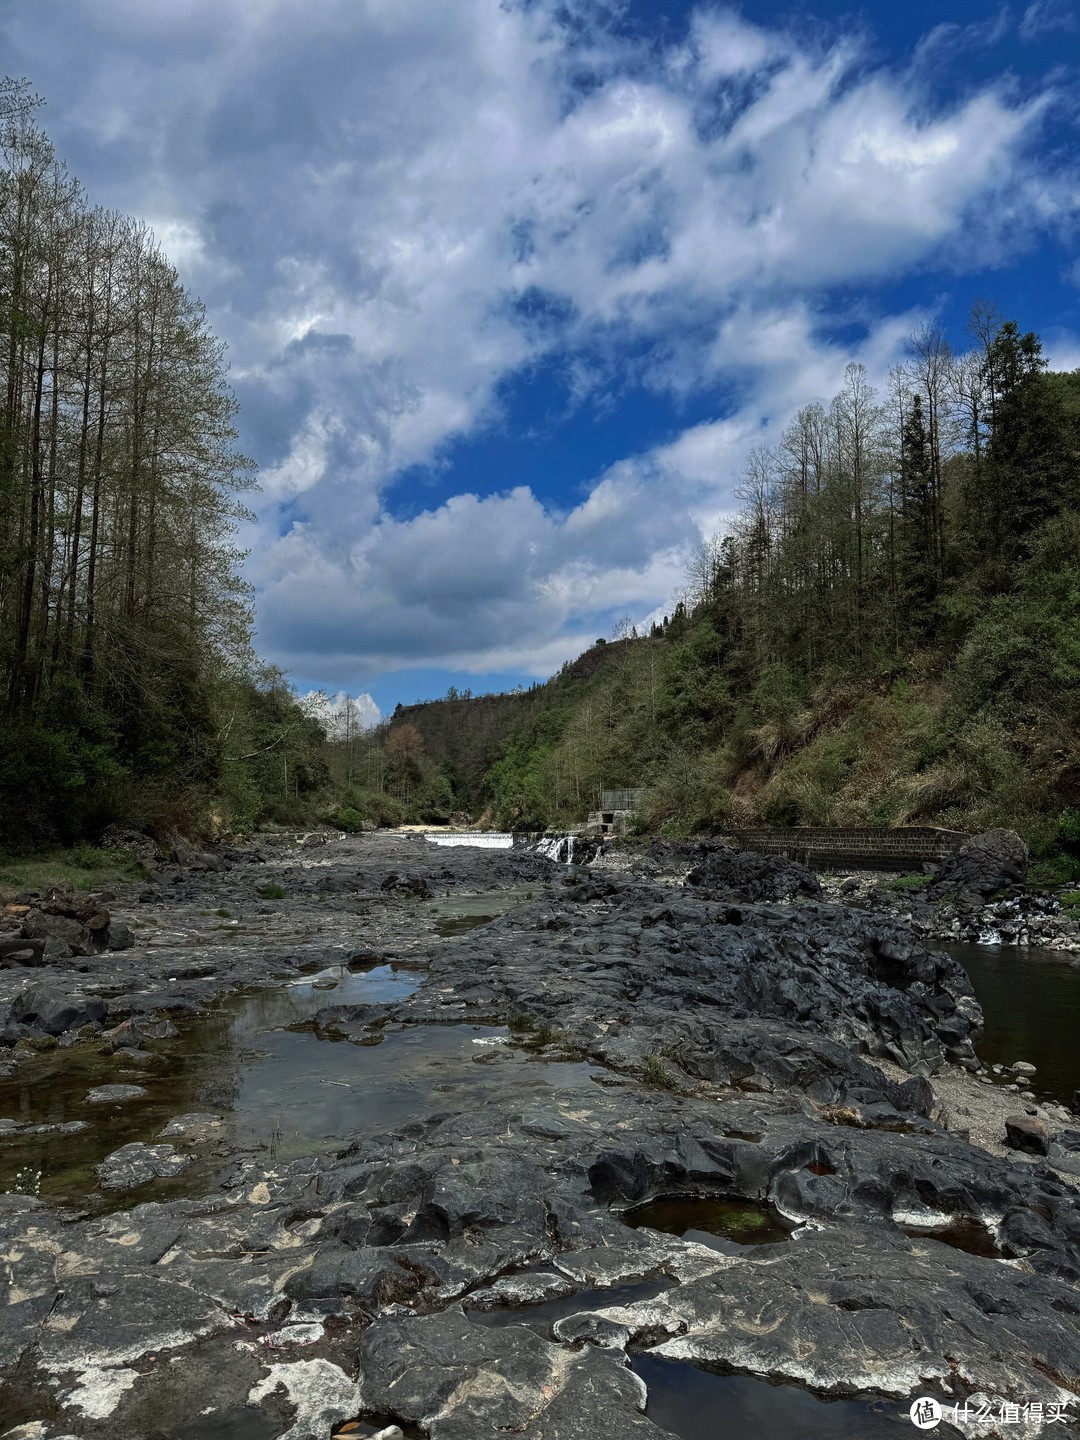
[
  {"xmin": 100, "ymin": 1016, "xmax": 144, "ymax": 1050},
  {"xmin": 0, "ymin": 943, "xmax": 41, "ymax": 967},
  {"xmin": 357, "ymin": 1307, "xmax": 657, "ymax": 1438},
  {"xmin": 0, "ymin": 933, "xmax": 44, "ymax": 960},
  {"xmin": 927, "ymin": 828, "xmax": 1029, "ymax": 901},
  {"xmin": 136, "ymin": 1014, "xmax": 181, "ymax": 1040},
  {"xmin": 172, "ymin": 838, "xmax": 225, "ymax": 871},
  {"xmin": 2, "ymin": 831, "xmax": 1079, "ymax": 1438},
  {"xmin": 1005, "ymin": 1114, "xmax": 1052, "ymax": 1156},
  {"xmin": 86, "ymin": 1082, "xmax": 150, "ymax": 1103},
  {"xmin": 561, "ymin": 1222, "xmax": 1080, "ymax": 1405},
  {"xmin": 106, "ymin": 921, "xmax": 133, "ymax": 950},
  {"xmin": 96, "ymin": 1141, "xmax": 193, "ymax": 1189},
  {"xmin": 685, "ymin": 845, "xmax": 822, "ymax": 902},
  {"xmin": 379, "ymin": 872, "xmax": 432, "ymax": 898},
  {"xmin": 20, "ymin": 907, "xmax": 90, "ymax": 951},
  {"xmin": 10, "ymin": 983, "xmax": 106, "ymax": 1035},
  {"xmin": 401, "ymin": 881, "xmax": 981, "ymax": 1085}
]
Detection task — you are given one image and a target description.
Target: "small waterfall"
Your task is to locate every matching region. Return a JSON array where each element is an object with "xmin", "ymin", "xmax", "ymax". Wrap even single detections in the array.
[
  {"xmin": 534, "ymin": 834, "xmax": 575, "ymax": 863},
  {"xmin": 425, "ymin": 832, "xmax": 514, "ymax": 849}
]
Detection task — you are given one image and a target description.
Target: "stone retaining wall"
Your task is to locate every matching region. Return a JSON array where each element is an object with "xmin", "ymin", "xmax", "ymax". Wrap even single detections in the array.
[{"xmin": 722, "ymin": 826, "xmax": 968, "ymax": 873}]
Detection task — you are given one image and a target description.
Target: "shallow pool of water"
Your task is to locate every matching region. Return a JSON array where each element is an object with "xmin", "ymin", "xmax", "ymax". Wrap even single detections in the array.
[
  {"xmin": 426, "ymin": 881, "xmax": 538, "ymax": 938},
  {"xmin": 0, "ymin": 960, "xmax": 595, "ymax": 1209},
  {"xmin": 943, "ymin": 942, "xmax": 1080, "ymax": 1106},
  {"xmin": 623, "ymin": 1196, "xmax": 795, "ymax": 1254},
  {"xmin": 430, "ymin": 888, "xmax": 537, "ymax": 937},
  {"xmin": 631, "ymin": 1357, "xmax": 963, "ymax": 1439},
  {"xmin": 898, "ymin": 1217, "xmax": 1002, "ymax": 1259}
]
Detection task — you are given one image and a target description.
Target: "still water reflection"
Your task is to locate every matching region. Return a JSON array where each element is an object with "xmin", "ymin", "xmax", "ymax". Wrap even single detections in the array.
[
  {"xmin": 0, "ymin": 958, "xmax": 593, "ymax": 1208},
  {"xmin": 943, "ymin": 942, "xmax": 1080, "ymax": 1106},
  {"xmin": 631, "ymin": 1357, "xmax": 962, "ymax": 1440}
]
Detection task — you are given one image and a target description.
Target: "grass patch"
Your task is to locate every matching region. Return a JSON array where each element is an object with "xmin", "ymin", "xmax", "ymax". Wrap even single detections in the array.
[
  {"xmin": 1030, "ymin": 855, "xmax": 1080, "ymax": 888},
  {"xmin": 0, "ymin": 845, "xmax": 150, "ymax": 901},
  {"xmin": 643, "ymin": 1053, "xmax": 678, "ymax": 1090},
  {"xmin": 527, "ymin": 1020, "xmax": 563, "ymax": 1048},
  {"xmin": 1061, "ymin": 890, "xmax": 1080, "ymax": 921},
  {"xmin": 889, "ymin": 873, "xmax": 932, "ymax": 893},
  {"xmin": 508, "ymin": 1012, "xmax": 537, "ymax": 1034},
  {"xmin": 214, "ymin": 907, "xmax": 231, "ymax": 918},
  {"xmin": 256, "ymin": 883, "xmax": 286, "ymax": 900}
]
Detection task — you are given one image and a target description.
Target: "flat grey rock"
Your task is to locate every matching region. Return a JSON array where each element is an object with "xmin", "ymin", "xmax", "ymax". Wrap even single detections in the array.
[
  {"xmin": 85, "ymin": 1083, "xmax": 149, "ymax": 1103},
  {"xmin": 96, "ymin": 1141, "xmax": 192, "ymax": 1190}
]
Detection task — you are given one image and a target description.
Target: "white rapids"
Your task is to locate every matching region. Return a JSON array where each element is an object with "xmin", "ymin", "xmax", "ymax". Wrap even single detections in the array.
[{"xmin": 425, "ymin": 832, "xmax": 514, "ymax": 849}]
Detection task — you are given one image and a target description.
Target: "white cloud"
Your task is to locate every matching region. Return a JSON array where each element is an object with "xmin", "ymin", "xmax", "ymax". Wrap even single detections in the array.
[
  {"xmin": 299, "ymin": 689, "xmax": 382, "ymax": 735},
  {"xmin": 3, "ymin": 0, "xmax": 1073, "ymax": 691},
  {"xmin": 1020, "ymin": 0, "xmax": 1078, "ymax": 42}
]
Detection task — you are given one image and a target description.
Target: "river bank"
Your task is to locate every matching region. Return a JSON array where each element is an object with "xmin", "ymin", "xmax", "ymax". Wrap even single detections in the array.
[{"xmin": 2, "ymin": 832, "xmax": 1080, "ymax": 1438}]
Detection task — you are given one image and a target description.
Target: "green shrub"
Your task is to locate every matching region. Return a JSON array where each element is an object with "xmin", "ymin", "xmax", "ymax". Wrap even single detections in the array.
[
  {"xmin": 1059, "ymin": 809, "xmax": 1080, "ymax": 857},
  {"xmin": 1029, "ymin": 855, "xmax": 1079, "ymax": 887},
  {"xmin": 335, "ymin": 807, "xmax": 365, "ymax": 833},
  {"xmin": 890, "ymin": 873, "xmax": 932, "ymax": 892},
  {"xmin": 256, "ymin": 883, "xmax": 285, "ymax": 900}
]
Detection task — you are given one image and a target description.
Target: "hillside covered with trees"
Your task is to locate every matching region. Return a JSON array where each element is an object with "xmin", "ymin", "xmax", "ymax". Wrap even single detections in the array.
[
  {"xmin": 0, "ymin": 87, "xmax": 326, "ymax": 853},
  {"xmin": 337, "ymin": 304, "xmax": 1080, "ymax": 882},
  {"xmin": 4, "ymin": 80, "xmax": 1077, "ymax": 882}
]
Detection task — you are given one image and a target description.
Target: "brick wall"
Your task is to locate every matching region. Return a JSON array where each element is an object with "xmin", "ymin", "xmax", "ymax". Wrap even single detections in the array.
[{"xmin": 721, "ymin": 826, "xmax": 967, "ymax": 873}]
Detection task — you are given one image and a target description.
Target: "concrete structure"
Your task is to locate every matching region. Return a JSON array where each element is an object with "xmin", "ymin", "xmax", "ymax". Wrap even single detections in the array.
[
  {"xmin": 588, "ymin": 788, "xmax": 648, "ymax": 838},
  {"xmin": 720, "ymin": 826, "xmax": 967, "ymax": 873}
]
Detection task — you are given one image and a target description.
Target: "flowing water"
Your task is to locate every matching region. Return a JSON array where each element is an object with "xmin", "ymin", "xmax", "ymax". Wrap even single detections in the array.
[{"xmin": 943, "ymin": 941, "xmax": 1080, "ymax": 1106}]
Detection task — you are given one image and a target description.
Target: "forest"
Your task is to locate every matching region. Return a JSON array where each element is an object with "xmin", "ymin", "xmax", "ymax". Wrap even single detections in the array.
[
  {"xmin": 3, "ymin": 78, "xmax": 1078, "ymax": 883},
  {"xmin": 0, "ymin": 85, "xmax": 327, "ymax": 855},
  {"xmin": 333, "ymin": 303, "xmax": 1080, "ymax": 884}
]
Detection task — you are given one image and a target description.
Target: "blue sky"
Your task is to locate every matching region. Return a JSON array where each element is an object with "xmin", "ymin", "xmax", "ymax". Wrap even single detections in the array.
[{"xmin": 3, "ymin": 0, "xmax": 1078, "ymax": 724}]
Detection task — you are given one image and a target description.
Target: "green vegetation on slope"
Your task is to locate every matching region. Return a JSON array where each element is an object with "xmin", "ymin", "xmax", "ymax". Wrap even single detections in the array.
[
  {"xmin": 314, "ymin": 307, "xmax": 1079, "ymax": 880},
  {"xmin": 0, "ymin": 95, "xmax": 327, "ymax": 853},
  {"xmin": 463, "ymin": 308, "xmax": 1080, "ymax": 872}
]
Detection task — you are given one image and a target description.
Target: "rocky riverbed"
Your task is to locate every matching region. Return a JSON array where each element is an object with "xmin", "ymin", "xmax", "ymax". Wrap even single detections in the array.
[{"xmin": 2, "ymin": 832, "xmax": 1080, "ymax": 1438}]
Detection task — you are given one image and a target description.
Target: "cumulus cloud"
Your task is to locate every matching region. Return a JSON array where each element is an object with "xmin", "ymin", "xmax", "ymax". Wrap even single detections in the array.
[
  {"xmin": 300, "ymin": 690, "xmax": 382, "ymax": 736},
  {"xmin": 3, "ymin": 0, "xmax": 1073, "ymax": 692}
]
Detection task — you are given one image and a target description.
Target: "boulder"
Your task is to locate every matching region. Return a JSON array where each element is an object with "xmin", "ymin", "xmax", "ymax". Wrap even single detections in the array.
[
  {"xmin": 685, "ymin": 846, "xmax": 822, "ymax": 902},
  {"xmin": 96, "ymin": 1141, "xmax": 192, "ymax": 1190},
  {"xmin": 20, "ymin": 909, "xmax": 89, "ymax": 951},
  {"xmin": 106, "ymin": 921, "xmax": 133, "ymax": 950},
  {"xmin": 171, "ymin": 838, "xmax": 223, "ymax": 871},
  {"xmin": 928, "ymin": 829, "xmax": 1029, "ymax": 901},
  {"xmin": 380, "ymin": 873, "xmax": 432, "ymax": 898},
  {"xmin": 0, "ymin": 952, "xmax": 39, "ymax": 969},
  {"xmin": 10, "ymin": 985, "xmax": 106, "ymax": 1035},
  {"xmin": 1005, "ymin": 1115, "xmax": 1051, "ymax": 1156}
]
